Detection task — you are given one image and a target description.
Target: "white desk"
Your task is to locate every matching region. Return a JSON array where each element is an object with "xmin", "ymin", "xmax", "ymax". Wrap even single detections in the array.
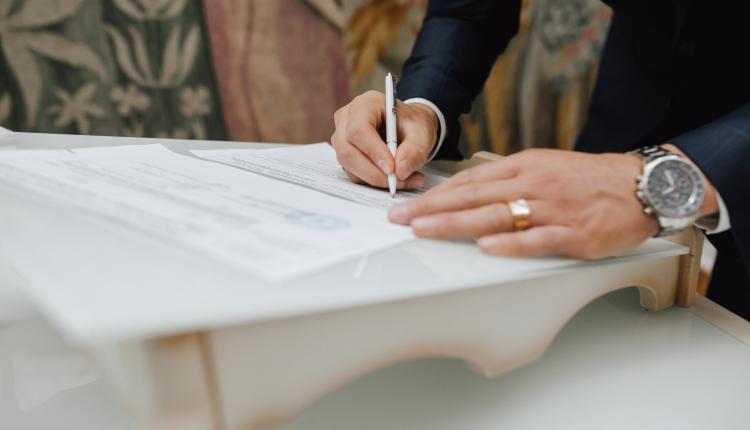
[
  {"xmin": 0, "ymin": 132, "xmax": 737, "ymax": 430},
  {"xmin": 280, "ymin": 289, "xmax": 750, "ymax": 430},
  {"xmin": 2, "ymin": 290, "xmax": 750, "ymax": 430}
]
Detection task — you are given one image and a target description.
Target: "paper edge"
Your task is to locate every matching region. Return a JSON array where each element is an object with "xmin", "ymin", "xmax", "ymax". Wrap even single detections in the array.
[{"xmin": 0, "ymin": 127, "xmax": 13, "ymax": 139}]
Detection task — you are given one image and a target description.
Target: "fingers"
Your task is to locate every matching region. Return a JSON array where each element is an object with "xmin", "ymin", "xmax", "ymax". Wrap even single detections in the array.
[
  {"xmin": 425, "ymin": 159, "xmax": 519, "ymax": 196},
  {"xmin": 344, "ymin": 167, "xmax": 422, "ymax": 190},
  {"xmin": 477, "ymin": 225, "xmax": 582, "ymax": 257},
  {"xmin": 389, "ymin": 180, "xmax": 524, "ymax": 224},
  {"xmin": 406, "ymin": 199, "xmax": 551, "ymax": 240},
  {"xmin": 394, "ymin": 101, "xmax": 438, "ymax": 180},
  {"xmin": 395, "ymin": 136, "xmax": 432, "ymax": 180},
  {"xmin": 334, "ymin": 142, "xmax": 389, "ymax": 188},
  {"xmin": 343, "ymin": 170, "xmax": 365, "ymax": 185},
  {"xmin": 403, "ymin": 171, "xmax": 425, "ymax": 189},
  {"xmin": 332, "ymin": 92, "xmax": 437, "ymax": 188},
  {"xmin": 410, "ymin": 203, "xmax": 514, "ymax": 239},
  {"xmin": 345, "ymin": 94, "xmax": 394, "ymax": 175},
  {"xmin": 345, "ymin": 168, "xmax": 412, "ymax": 189}
]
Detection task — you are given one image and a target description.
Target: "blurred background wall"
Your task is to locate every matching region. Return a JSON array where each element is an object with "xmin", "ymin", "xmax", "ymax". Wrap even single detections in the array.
[{"xmin": 0, "ymin": 0, "xmax": 611, "ymax": 156}]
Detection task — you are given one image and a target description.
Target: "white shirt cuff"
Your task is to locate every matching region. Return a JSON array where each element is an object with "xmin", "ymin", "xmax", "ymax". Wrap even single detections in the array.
[
  {"xmin": 403, "ymin": 98, "xmax": 446, "ymax": 162},
  {"xmin": 695, "ymin": 191, "xmax": 731, "ymax": 234}
]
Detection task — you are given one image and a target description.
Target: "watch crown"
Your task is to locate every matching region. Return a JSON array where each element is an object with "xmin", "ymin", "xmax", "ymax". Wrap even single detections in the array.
[
  {"xmin": 643, "ymin": 207, "xmax": 654, "ymax": 216},
  {"xmin": 636, "ymin": 190, "xmax": 645, "ymax": 200}
]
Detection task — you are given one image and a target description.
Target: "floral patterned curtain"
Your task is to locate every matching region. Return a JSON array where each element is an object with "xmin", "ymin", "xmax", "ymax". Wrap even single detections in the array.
[
  {"xmin": 1, "ymin": 0, "xmax": 611, "ymax": 155},
  {"xmin": 0, "ymin": 0, "xmax": 228, "ymax": 140}
]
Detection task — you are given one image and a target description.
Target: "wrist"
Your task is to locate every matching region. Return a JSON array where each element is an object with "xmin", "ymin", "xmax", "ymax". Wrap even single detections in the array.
[
  {"xmin": 406, "ymin": 102, "xmax": 439, "ymax": 149},
  {"xmin": 618, "ymin": 153, "xmax": 661, "ymax": 235},
  {"xmin": 403, "ymin": 98, "xmax": 446, "ymax": 161},
  {"xmin": 661, "ymin": 143, "xmax": 719, "ymax": 218}
]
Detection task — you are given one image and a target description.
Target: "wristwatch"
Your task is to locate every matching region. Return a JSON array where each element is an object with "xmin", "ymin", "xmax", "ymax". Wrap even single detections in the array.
[{"xmin": 630, "ymin": 145, "xmax": 705, "ymax": 237}]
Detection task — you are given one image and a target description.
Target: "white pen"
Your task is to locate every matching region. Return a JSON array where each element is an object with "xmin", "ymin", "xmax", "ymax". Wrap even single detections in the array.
[{"xmin": 385, "ymin": 73, "xmax": 398, "ymax": 197}]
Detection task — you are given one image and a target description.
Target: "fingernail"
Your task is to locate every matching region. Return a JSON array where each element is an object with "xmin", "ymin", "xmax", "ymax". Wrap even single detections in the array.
[
  {"xmin": 378, "ymin": 159, "xmax": 392, "ymax": 174},
  {"xmin": 389, "ymin": 204, "xmax": 410, "ymax": 223}
]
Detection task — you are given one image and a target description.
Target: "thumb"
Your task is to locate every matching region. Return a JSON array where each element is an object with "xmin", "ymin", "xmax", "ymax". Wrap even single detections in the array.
[
  {"xmin": 395, "ymin": 136, "xmax": 433, "ymax": 180},
  {"xmin": 394, "ymin": 101, "xmax": 438, "ymax": 180}
]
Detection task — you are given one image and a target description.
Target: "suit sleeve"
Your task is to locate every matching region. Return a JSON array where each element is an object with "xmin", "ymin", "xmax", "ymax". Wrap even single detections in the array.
[
  {"xmin": 672, "ymin": 102, "xmax": 750, "ymax": 276},
  {"xmin": 397, "ymin": 0, "xmax": 522, "ymax": 160}
]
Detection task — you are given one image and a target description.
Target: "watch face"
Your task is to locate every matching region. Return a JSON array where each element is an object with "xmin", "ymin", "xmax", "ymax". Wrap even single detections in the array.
[{"xmin": 645, "ymin": 158, "xmax": 705, "ymax": 218}]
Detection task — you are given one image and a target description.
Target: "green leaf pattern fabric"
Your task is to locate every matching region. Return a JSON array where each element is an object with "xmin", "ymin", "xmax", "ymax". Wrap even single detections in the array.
[{"xmin": 0, "ymin": 0, "xmax": 226, "ymax": 140}]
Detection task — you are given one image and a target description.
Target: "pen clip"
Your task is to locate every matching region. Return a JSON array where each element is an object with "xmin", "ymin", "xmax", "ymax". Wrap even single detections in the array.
[{"xmin": 387, "ymin": 74, "xmax": 398, "ymax": 111}]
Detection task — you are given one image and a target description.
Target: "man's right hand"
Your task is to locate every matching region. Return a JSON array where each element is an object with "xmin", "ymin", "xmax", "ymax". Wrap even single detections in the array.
[{"xmin": 331, "ymin": 90, "xmax": 438, "ymax": 190}]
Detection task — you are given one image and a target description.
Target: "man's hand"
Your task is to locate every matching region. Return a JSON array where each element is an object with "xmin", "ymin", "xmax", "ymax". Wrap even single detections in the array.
[
  {"xmin": 331, "ymin": 91, "xmax": 438, "ymax": 189},
  {"xmin": 388, "ymin": 149, "xmax": 685, "ymax": 259}
]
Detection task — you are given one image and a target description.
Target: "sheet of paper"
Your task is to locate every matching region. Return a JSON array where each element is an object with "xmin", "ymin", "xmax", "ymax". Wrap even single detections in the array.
[
  {"xmin": 192, "ymin": 143, "xmax": 447, "ymax": 210},
  {"xmin": 0, "ymin": 127, "xmax": 13, "ymax": 140},
  {"xmin": 0, "ymin": 144, "xmax": 413, "ymax": 281}
]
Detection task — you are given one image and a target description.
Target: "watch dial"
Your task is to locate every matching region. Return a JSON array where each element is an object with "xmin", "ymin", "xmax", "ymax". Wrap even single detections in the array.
[{"xmin": 645, "ymin": 159, "xmax": 704, "ymax": 218}]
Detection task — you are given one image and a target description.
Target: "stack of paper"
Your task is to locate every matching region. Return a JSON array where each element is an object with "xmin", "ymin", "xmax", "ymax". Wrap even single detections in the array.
[
  {"xmin": 0, "ymin": 144, "xmax": 440, "ymax": 281},
  {"xmin": 193, "ymin": 143, "xmax": 445, "ymax": 210}
]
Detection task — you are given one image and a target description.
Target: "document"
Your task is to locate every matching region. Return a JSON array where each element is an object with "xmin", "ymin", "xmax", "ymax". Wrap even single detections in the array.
[
  {"xmin": 192, "ymin": 143, "xmax": 446, "ymax": 210},
  {"xmin": 0, "ymin": 144, "xmax": 413, "ymax": 281}
]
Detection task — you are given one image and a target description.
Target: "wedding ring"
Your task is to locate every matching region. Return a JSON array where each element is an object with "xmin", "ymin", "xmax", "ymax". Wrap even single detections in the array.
[{"xmin": 507, "ymin": 198, "xmax": 531, "ymax": 231}]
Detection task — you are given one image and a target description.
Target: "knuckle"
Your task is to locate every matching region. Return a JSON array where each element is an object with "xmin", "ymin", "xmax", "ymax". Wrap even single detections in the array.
[
  {"xmin": 334, "ymin": 114, "xmax": 349, "ymax": 130},
  {"xmin": 517, "ymin": 148, "xmax": 545, "ymax": 164},
  {"xmin": 346, "ymin": 120, "xmax": 368, "ymax": 142},
  {"xmin": 452, "ymin": 170, "xmax": 471, "ymax": 186},
  {"xmin": 363, "ymin": 90, "xmax": 382, "ymax": 101},
  {"xmin": 410, "ymin": 200, "xmax": 428, "ymax": 216},
  {"xmin": 333, "ymin": 107, "xmax": 345, "ymax": 123},
  {"xmin": 461, "ymin": 183, "xmax": 483, "ymax": 207},
  {"xmin": 336, "ymin": 146, "xmax": 354, "ymax": 167},
  {"xmin": 527, "ymin": 172, "xmax": 558, "ymax": 191},
  {"xmin": 488, "ymin": 203, "xmax": 508, "ymax": 231},
  {"xmin": 463, "ymin": 168, "xmax": 476, "ymax": 183},
  {"xmin": 330, "ymin": 132, "xmax": 344, "ymax": 150},
  {"xmin": 546, "ymin": 230, "xmax": 567, "ymax": 251},
  {"xmin": 405, "ymin": 147, "xmax": 424, "ymax": 167}
]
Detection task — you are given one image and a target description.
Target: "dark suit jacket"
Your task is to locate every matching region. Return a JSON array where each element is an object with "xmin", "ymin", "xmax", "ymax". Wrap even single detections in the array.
[{"xmin": 398, "ymin": 0, "xmax": 750, "ymax": 318}]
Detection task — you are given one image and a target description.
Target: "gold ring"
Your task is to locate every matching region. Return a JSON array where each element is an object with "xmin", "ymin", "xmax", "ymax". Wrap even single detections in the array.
[{"xmin": 507, "ymin": 198, "xmax": 531, "ymax": 231}]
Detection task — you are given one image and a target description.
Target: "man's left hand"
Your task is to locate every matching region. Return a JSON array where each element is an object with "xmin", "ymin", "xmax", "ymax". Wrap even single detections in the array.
[{"xmin": 388, "ymin": 149, "xmax": 669, "ymax": 259}]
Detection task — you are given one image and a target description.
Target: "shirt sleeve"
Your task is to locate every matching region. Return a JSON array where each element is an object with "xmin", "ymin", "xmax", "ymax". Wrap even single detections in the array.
[
  {"xmin": 695, "ymin": 191, "xmax": 731, "ymax": 234},
  {"xmin": 396, "ymin": 0, "xmax": 522, "ymax": 160},
  {"xmin": 403, "ymin": 98, "xmax": 447, "ymax": 162},
  {"xmin": 672, "ymin": 101, "xmax": 750, "ymax": 276}
]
